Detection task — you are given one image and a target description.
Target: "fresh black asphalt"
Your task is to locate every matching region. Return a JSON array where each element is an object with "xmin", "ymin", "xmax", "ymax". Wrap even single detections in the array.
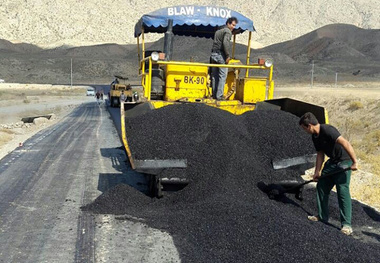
[{"xmin": 84, "ymin": 103, "xmax": 380, "ymax": 263}]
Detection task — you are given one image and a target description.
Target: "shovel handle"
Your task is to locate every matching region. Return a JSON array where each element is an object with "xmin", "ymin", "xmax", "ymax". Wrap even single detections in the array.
[
  {"xmin": 319, "ymin": 166, "xmax": 351, "ymax": 179},
  {"xmin": 307, "ymin": 166, "xmax": 352, "ymax": 183},
  {"xmin": 284, "ymin": 167, "xmax": 352, "ymax": 193}
]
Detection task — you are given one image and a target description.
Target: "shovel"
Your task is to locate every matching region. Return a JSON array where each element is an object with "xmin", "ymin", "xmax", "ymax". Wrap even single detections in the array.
[
  {"xmin": 265, "ymin": 167, "xmax": 351, "ymax": 200},
  {"xmin": 272, "ymin": 154, "xmax": 317, "ymax": 170}
]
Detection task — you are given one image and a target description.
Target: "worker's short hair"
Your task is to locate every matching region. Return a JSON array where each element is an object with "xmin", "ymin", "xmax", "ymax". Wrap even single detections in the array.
[
  {"xmin": 226, "ymin": 17, "xmax": 238, "ymax": 25},
  {"xmin": 299, "ymin": 112, "xmax": 319, "ymax": 126}
]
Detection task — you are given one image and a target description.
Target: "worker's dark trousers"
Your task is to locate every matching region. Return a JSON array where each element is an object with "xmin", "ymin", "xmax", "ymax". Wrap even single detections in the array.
[
  {"xmin": 316, "ymin": 159, "xmax": 353, "ymax": 227},
  {"xmin": 210, "ymin": 52, "xmax": 227, "ymax": 100}
]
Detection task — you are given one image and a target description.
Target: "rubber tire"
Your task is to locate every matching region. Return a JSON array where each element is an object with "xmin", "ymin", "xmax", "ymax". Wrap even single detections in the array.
[
  {"xmin": 113, "ymin": 97, "xmax": 119, "ymax": 107},
  {"xmin": 149, "ymin": 176, "xmax": 163, "ymax": 198}
]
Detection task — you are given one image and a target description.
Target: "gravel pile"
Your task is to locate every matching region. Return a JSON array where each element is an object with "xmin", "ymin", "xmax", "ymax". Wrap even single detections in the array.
[
  {"xmin": 81, "ymin": 184, "xmax": 152, "ymax": 214},
  {"xmin": 83, "ymin": 104, "xmax": 380, "ymax": 262}
]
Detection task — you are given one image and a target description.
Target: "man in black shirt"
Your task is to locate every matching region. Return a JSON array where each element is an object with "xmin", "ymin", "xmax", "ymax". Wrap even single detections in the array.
[
  {"xmin": 299, "ymin": 112, "xmax": 358, "ymax": 235},
  {"xmin": 210, "ymin": 17, "xmax": 238, "ymax": 100}
]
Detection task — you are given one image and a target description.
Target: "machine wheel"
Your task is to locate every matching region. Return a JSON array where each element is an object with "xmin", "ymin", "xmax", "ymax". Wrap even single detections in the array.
[
  {"xmin": 149, "ymin": 176, "xmax": 163, "ymax": 198},
  {"xmin": 112, "ymin": 97, "xmax": 119, "ymax": 107}
]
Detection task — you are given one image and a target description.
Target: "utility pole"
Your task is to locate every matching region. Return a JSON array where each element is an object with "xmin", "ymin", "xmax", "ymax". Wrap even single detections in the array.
[
  {"xmin": 310, "ymin": 60, "xmax": 314, "ymax": 88},
  {"xmin": 335, "ymin": 72, "xmax": 338, "ymax": 88},
  {"xmin": 70, "ymin": 58, "xmax": 73, "ymax": 88}
]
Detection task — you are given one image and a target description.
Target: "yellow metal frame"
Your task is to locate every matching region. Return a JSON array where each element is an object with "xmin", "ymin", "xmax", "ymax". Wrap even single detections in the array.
[
  {"xmin": 324, "ymin": 109, "xmax": 329, "ymax": 124},
  {"xmin": 135, "ymin": 27, "xmax": 275, "ymax": 115},
  {"xmin": 137, "ymin": 28, "xmax": 258, "ymax": 75},
  {"xmin": 120, "ymin": 102, "xmax": 135, "ymax": 169},
  {"xmin": 139, "ymin": 57, "xmax": 274, "ymax": 101},
  {"xmin": 246, "ymin": 31, "xmax": 252, "ymax": 77}
]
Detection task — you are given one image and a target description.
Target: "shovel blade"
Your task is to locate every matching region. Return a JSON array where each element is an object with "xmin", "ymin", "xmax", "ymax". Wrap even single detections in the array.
[{"xmin": 272, "ymin": 153, "xmax": 316, "ymax": 170}]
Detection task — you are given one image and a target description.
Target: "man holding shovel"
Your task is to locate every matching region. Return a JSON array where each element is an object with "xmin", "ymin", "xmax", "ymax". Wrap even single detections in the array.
[{"xmin": 299, "ymin": 112, "xmax": 358, "ymax": 235}]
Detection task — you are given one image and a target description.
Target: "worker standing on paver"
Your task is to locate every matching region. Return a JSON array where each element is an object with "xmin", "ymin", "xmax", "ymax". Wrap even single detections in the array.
[
  {"xmin": 96, "ymin": 91, "xmax": 101, "ymax": 104},
  {"xmin": 299, "ymin": 112, "xmax": 358, "ymax": 235},
  {"xmin": 210, "ymin": 17, "xmax": 238, "ymax": 100}
]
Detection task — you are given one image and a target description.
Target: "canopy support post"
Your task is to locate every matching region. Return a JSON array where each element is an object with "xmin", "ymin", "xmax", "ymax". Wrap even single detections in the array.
[
  {"xmin": 245, "ymin": 31, "xmax": 252, "ymax": 78},
  {"xmin": 232, "ymin": 34, "xmax": 236, "ymax": 58},
  {"xmin": 137, "ymin": 36, "xmax": 140, "ymax": 63},
  {"xmin": 137, "ymin": 36, "xmax": 141, "ymax": 74},
  {"xmin": 142, "ymin": 29, "xmax": 146, "ymax": 61}
]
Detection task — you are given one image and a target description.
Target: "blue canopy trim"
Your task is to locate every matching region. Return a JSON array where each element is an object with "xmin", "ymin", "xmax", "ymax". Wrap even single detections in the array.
[{"xmin": 134, "ymin": 6, "xmax": 255, "ymax": 38}]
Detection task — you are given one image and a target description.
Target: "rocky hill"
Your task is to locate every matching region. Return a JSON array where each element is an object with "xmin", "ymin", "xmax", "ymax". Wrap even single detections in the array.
[
  {"xmin": 0, "ymin": 0, "xmax": 379, "ymax": 48},
  {"xmin": 259, "ymin": 24, "xmax": 380, "ymax": 82},
  {"xmin": 0, "ymin": 24, "xmax": 379, "ymax": 84},
  {"xmin": 263, "ymin": 24, "xmax": 380, "ymax": 62}
]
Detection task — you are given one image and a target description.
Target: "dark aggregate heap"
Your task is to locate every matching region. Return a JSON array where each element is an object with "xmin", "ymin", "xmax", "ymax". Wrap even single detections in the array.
[
  {"xmin": 84, "ymin": 104, "xmax": 380, "ymax": 262},
  {"xmin": 81, "ymin": 184, "xmax": 151, "ymax": 214}
]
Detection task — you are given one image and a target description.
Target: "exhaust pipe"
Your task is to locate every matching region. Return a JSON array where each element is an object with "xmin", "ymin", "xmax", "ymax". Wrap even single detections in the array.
[{"xmin": 164, "ymin": 19, "xmax": 174, "ymax": 61}]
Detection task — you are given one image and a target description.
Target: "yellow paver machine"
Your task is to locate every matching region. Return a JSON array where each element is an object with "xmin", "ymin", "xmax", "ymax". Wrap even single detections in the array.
[
  {"xmin": 120, "ymin": 5, "xmax": 328, "ymax": 196},
  {"xmin": 123, "ymin": 5, "xmax": 328, "ymax": 117}
]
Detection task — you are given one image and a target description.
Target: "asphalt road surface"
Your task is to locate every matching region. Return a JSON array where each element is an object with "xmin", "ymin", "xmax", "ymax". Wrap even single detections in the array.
[{"xmin": 0, "ymin": 100, "xmax": 179, "ymax": 262}]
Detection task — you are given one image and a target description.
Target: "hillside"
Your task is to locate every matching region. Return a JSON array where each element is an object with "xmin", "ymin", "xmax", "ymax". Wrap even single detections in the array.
[
  {"xmin": 0, "ymin": 0, "xmax": 379, "ymax": 48},
  {"xmin": 0, "ymin": 24, "xmax": 379, "ymax": 84},
  {"xmin": 262, "ymin": 24, "xmax": 380, "ymax": 62},
  {"xmin": 258, "ymin": 24, "xmax": 380, "ymax": 82}
]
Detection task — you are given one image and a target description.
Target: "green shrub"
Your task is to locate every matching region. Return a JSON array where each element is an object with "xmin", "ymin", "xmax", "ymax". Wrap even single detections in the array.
[{"xmin": 348, "ymin": 101, "xmax": 363, "ymax": 110}]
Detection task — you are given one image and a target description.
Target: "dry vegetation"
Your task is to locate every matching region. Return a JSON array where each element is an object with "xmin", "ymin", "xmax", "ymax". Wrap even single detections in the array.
[
  {"xmin": 0, "ymin": 84, "xmax": 87, "ymax": 115},
  {"xmin": 0, "ymin": 85, "xmax": 84, "ymax": 102},
  {"xmin": 0, "ymin": 129, "xmax": 14, "ymax": 147},
  {"xmin": 275, "ymin": 82, "xmax": 380, "ymax": 210}
]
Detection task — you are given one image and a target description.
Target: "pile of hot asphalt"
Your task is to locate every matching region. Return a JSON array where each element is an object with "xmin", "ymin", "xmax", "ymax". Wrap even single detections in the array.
[{"xmin": 83, "ymin": 104, "xmax": 380, "ymax": 262}]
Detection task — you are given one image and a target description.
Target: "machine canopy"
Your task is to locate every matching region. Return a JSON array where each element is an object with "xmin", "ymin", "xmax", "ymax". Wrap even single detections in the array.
[{"xmin": 134, "ymin": 5, "xmax": 255, "ymax": 38}]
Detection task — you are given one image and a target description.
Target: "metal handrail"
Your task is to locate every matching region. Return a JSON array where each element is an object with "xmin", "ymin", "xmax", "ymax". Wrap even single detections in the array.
[{"xmin": 139, "ymin": 56, "xmax": 274, "ymax": 101}]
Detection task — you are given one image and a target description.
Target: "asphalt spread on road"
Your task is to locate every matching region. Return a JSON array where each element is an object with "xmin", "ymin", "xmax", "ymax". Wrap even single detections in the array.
[{"xmin": 83, "ymin": 104, "xmax": 380, "ymax": 263}]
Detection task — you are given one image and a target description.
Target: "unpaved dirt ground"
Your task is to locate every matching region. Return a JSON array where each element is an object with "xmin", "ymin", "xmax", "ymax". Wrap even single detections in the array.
[
  {"xmin": 0, "ymin": 83, "xmax": 95, "ymax": 160},
  {"xmin": 1, "ymin": 82, "xmax": 379, "ymax": 211}
]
